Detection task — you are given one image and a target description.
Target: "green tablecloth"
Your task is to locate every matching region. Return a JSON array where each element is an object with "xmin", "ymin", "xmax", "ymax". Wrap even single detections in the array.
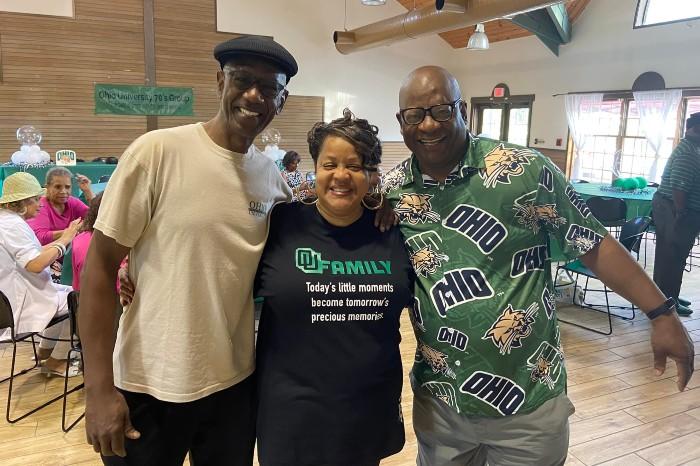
[
  {"xmin": 0, "ymin": 163, "xmax": 116, "ymax": 197},
  {"xmin": 572, "ymin": 182, "xmax": 655, "ymax": 219},
  {"xmin": 550, "ymin": 182, "xmax": 656, "ymax": 262}
]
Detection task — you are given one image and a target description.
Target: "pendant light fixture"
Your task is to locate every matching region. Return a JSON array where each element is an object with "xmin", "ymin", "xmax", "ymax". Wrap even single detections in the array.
[{"xmin": 467, "ymin": 23, "xmax": 489, "ymax": 51}]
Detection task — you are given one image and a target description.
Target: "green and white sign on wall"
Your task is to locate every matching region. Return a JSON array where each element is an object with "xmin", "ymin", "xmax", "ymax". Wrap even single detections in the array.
[{"xmin": 95, "ymin": 84, "xmax": 194, "ymax": 116}]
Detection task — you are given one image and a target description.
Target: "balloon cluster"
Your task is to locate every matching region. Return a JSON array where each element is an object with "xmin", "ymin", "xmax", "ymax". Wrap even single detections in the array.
[
  {"xmin": 10, "ymin": 126, "xmax": 51, "ymax": 166},
  {"xmin": 261, "ymin": 128, "xmax": 285, "ymax": 163},
  {"xmin": 612, "ymin": 177, "xmax": 648, "ymax": 190}
]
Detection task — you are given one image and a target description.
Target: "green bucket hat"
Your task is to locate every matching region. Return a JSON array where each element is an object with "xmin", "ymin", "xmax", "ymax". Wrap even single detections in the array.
[{"xmin": 0, "ymin": 172, "xmax": 45, "ymax": 204}]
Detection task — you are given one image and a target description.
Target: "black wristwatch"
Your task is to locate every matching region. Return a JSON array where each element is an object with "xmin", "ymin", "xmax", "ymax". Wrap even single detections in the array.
[{"xmin": 646, "ymin": 298, "xmax": 676, "ymax": 320}]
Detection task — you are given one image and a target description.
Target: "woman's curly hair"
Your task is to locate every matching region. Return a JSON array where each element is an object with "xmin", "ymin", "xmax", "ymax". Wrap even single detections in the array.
[{"xmin": 307, "ymin": 108, "xmax": 382, "ymax": 169}]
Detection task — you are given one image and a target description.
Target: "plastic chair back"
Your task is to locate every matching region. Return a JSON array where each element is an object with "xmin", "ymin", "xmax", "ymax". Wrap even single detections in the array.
[
  {"xmin": 586, "ymin": 196, "xmax": 627, "ymax": 226},
  {"xmin": 67, "ymin": 291, "xmax": 80, "ymax": 340},
  {"xmin": 619, "ymin": 216, "xmax": 652, "ymax": 254},
  {"xmin": 0, "ymin": 291, "xmax": 14, "ymax": 334}
]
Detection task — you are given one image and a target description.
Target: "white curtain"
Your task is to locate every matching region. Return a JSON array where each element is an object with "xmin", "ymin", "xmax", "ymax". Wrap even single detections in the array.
[
  {"xmin": 632, "ymin": 89, "xmax": 682, "ymax": 181},
  {"xmin": 565, "ymin": 93, "xmax": 604, "ymax": 180}
]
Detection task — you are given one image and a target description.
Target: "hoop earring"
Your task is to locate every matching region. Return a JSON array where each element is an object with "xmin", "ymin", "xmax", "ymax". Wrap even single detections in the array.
[
  {"xmin": 18, "ymin": 206, "xmax": 28, "ymax": 217},
  {"xmin": 299, "ymin": 195, "xmax": 318, "ymax": 205},
  {"xmin": 361, "ymin": 192, "xmax": 383, "ymax": 211}
]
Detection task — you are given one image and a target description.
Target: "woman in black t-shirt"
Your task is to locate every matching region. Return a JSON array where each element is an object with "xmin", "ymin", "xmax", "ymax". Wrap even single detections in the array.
[{"xmin": 255, "ymin": 110, "xmax": 415, "ymax": 466}]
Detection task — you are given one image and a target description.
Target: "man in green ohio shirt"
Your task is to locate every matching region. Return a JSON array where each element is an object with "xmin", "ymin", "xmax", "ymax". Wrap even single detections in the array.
[{"xmin": 385, "ymin": 66, "xmax": 694, "ymax": 466}]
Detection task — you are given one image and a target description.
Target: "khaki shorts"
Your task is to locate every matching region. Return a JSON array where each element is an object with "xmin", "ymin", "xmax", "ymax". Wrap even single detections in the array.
[{"xmin": 412, "ymin": 374, "xmax": 575, "ymax": 466}]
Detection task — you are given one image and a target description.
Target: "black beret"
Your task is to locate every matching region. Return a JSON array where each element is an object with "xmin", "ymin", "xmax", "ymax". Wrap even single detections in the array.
[
  {"xmin": 687, "ymin": 112, "xmax": 700, "ymax": 131},
  {"xmin": 214, "ymin": 35, "xmax": 298, "ymax": 81}
]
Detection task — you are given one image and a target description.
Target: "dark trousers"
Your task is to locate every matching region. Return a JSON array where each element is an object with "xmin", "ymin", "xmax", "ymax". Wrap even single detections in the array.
[
  {"xmin": 652, "ymin": 194, "xmax": 700, "ymax": 301},
  {"xmin": 102, "ymin": 374, "xmax": 256, "ymax": 466}
]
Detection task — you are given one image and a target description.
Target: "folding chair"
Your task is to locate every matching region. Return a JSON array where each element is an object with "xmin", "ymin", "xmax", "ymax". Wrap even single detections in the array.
[
  {"xmin": 586, "ymin": 196, "xmax": 627, "ymax": 237},
  {"xmin": 0, "ymin": 291, "xmax": 69, "ymax": 423},
  {"xmin": 555, "ymin": 216, "xmax": 651, "ymax": 335},
  {"xmin": 62, "ymin": 291, "xmax": 84, "ymax": 432}
]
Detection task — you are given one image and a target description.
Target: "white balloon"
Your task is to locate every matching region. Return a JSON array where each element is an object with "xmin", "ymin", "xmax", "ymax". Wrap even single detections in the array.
[
  {"xmin": 21, "ymin": 144, "xmax": 30, "ymax": 153},
  {"xmin": 11, "ymin": 151, "xmax": 24, "ymax": 164},
  {"xmin": 29, "ymin": 144, "xmax": 41, "ymax": 153},
  {"xmin": 39, "ymin": 150, "xmax": 50, "ymax": 163}
]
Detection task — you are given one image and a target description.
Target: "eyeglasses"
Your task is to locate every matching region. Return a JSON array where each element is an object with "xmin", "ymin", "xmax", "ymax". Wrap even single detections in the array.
[
  {"xmin": 399, "ymin": 99, "xmax": 463, "ymax": 125},
  {"xmin": 225, "ymin": 69, "xmax": 286, "ymax": 100}
]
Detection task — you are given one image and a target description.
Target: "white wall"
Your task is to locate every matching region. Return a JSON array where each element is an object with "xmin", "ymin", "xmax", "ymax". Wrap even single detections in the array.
[
  {"xmin": 452, "ymin": 0, "xmax": 700, "ymax": 150},
  {"xmin": 0, "ymin": 0, "xmax": 73, "ymax": 17},
  {"xmin": 217, "ymin": 0, "xmax": 459, "ymax": 141}
]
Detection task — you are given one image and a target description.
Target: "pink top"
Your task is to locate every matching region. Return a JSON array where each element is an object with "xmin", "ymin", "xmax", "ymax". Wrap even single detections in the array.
[
  {"xmin": 71, "ymin": 231, "xmax": 92, "ymax": 291},
  {"xmin": 27, "ymin": 196, "xmax": 88, "ymax": 245}
]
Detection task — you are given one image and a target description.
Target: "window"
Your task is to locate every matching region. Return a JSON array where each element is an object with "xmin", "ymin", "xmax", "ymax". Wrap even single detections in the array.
[
  {"xmin": 577, "ymin": 100, "xmax": 623, "ymax": 183},
  {"xmin": 471, "ymin": 96, "xmax": 534, "ymax": 147},
  {"xmin": 574, "ymin": 96, "xmax": 700, "ymax": 183},
  {"xmin": 635, "ymin": 0, "xmax": 700, "ymax": 28}
]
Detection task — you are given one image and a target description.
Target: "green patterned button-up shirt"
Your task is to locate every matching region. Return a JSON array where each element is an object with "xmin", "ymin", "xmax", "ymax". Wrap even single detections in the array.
[{"xmin": 384, "ymin": 136, "xmax": 608, "ymax": 417}]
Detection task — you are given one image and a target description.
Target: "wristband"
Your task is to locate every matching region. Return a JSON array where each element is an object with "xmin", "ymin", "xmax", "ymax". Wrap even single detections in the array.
[
  {"xmin": 49, "ymin": 244, "xmax": 64, "ymax": 259},
  {"xmin": 646, "ymin": 297, "xmax": 676, "ymax": 320}
]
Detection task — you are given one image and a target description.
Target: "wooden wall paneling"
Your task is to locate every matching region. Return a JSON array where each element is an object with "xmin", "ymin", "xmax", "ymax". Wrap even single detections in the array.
[
  {"xmin": 253, "ymin": 96, "xmax": 324, "ymax": 175},
  {"xmin": 381, "ymin": 141, "xmax": 411, "ymax": 173},
  {"xmin": 538, "ymin": 147, "xmax": 567, "ymax": 173},
  {"xmin": 0, "ymin": 0, "xmax": 326, "ymax": 168},
  {"xmin": 0, "ymin": 0, "xmax": 147, "ymax": 162},
  {"xmin": 153, "ymin": 0, "xmax": 324, "ymax": 173}
]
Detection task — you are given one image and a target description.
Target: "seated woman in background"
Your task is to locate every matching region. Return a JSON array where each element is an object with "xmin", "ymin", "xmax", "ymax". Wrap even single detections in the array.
[
  {"xmin": 254, "ymin": 110, "xmax": 414, "ymax": 466},
  {"xmin": 0, "ymin": 172, "xmax": 82, "ymax": 377},
  {"xmin": 28, "ymin": 167, "xmax": 94, "ymax": 246},
  {"xmin": 27, "ymin": 167, "xmax": 94, "ymax": 281},
  {"xmin": 71, "ymin": 192, "xmax": 103, "ymax": 291},
  {"xmin": 280, "ymin": 150, "xmax": 303, "ymax": 190}
]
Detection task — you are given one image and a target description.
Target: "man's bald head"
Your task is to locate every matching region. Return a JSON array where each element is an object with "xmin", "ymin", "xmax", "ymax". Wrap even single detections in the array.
[
  {"xmin": 396, "ymin": 66, "xmax": 469, "ymax": 181},
  {"xmin": 399, "ymin": 66, "xmax": 462, "ymax": 108}
]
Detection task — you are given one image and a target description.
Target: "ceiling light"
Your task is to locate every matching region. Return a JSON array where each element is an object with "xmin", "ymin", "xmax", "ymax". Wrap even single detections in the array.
[
  {"xmin": 361, "ymin": 0, "xmax": 386, "ymax": 5},
  {"xmin": 467, "ymin": 23, "xmax": 489, "ymax": 51}
]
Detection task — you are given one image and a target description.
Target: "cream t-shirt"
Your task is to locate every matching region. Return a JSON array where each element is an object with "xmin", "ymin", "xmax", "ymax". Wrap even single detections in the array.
[{"xmin": 95, "ymin": 123, "xmax": 291, "ymax": 402}]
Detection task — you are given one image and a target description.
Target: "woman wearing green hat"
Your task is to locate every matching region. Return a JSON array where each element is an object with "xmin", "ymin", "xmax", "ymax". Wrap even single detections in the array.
[{"xmin": 0, "ymin": 172, "xmax": 82, "ymax": 376}]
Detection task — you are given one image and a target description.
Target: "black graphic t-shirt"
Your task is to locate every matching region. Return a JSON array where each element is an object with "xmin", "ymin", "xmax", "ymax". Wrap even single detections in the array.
[{"xmin": 255, "ymin": 202, "xmax": 415, "ymax": 465}]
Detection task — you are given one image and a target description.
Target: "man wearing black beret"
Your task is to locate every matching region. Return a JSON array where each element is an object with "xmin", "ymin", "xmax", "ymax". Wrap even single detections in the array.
[
  {"xmin": 652, "ymin": 112, "xmax": 700, "ymax": 316},
  {"xmin": 79, "ymin": 35, "xmax": 297, "ymax": 465}
]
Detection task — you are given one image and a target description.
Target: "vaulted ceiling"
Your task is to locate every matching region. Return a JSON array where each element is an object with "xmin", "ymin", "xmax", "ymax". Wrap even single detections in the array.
[{"xmin": 395, "ymin": 0, "xmax": 591, "ymax": 48}]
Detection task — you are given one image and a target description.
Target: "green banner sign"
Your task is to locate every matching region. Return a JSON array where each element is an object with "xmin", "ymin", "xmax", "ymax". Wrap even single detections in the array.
[{"xmin": 95, "ymin": 84, "xmax": 194, "ymax": 116}]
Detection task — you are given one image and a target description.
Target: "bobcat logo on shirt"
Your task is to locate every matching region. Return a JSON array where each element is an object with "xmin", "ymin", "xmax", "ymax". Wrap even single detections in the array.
[
  {"xmin": 422, "ymin": 381, "xmax": 460, "ymax": 413},
  {"xmin": 405, "ymin": 231, "xmax": 448, "ymax": 278},
  {"xmin": 416, "ymin": 341, "xmax": 456, "ymax": 379},
  {"xmin": 526, "ymin": 342, "xmax": 564, "ymax": 390},
  {"xmin": 482, "ymin": 303, "xmax": 538, "ymax": 355},
  {"xmin": 395, "ymin": 193, "xmax": 441, "ymax": 224},
  {"xmin": 410, "ymin": 245, "xmax": 449, "ymax": 277},
  {"xmin": 513, "ymin": 191, "xmax": 566, "ymax": 234},
  {"xmin": 480, "ymin": 144, "xmax": 537, "ymax": 189}
]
